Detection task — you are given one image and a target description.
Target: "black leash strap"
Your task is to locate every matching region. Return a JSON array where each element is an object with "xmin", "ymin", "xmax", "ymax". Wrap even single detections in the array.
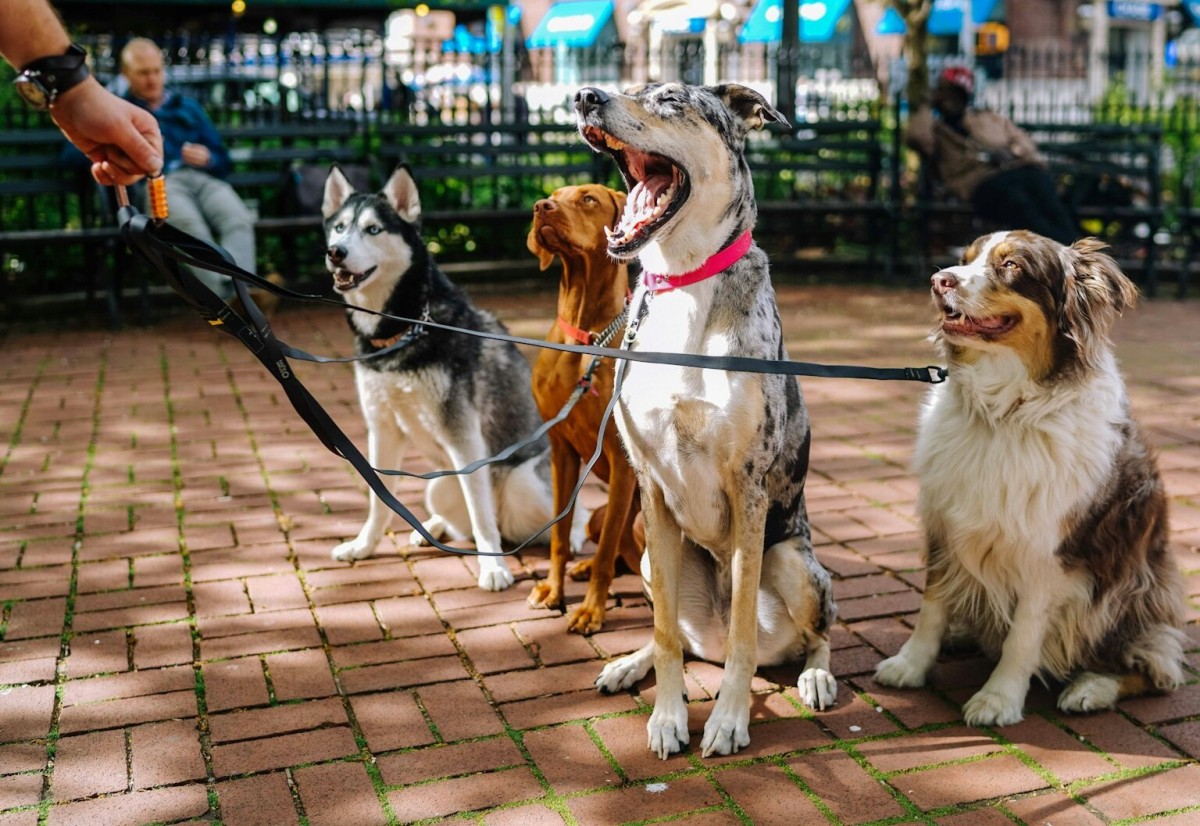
[{"xmin": 115, "ymin": 210, "xmax": 948, "ymax": 385}]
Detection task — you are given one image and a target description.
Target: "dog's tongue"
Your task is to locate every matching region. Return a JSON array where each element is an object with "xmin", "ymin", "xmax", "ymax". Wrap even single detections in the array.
[
  {"xmin": 610, "ymin": 171, "xmax": 678, "ymax": 244},
  {"xmin": 945, "ymin": 313, "xmax": 1013, "ymax": 335}
]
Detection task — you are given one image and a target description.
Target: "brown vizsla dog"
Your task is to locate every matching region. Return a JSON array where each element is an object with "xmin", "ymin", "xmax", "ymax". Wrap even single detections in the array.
[{"xmin": 526, "ymin": 184, "xmax": 643, "ymax": 633}]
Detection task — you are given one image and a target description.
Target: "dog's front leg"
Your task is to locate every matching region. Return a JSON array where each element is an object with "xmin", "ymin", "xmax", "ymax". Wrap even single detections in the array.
[
  {"xmin": 332, "ymin": 406, "xmax": 407, "ymax": 562},
  {"xmin": 528, "ymin": 432, "xmax": 580, "ymax": 612},
  {"xmin": 701, "ymin": 510, "xmax": 764, "ymax": 758},
  {"xmin": 962, "ymin": 587, "xmax": 1052, "ymax": 727},
  {"xmin": 642, "ymin": 485, "xmax": 690, "ymax": 759},
  {"xmin": 875, "ymin": 537, "xmax": 951, "ymax": 688},
  {"xmin": 568, "ymin": 458, "xmax": 638, "ymax": 634},
  {"xmin": 766, "ymin": 541, "xmax": 838, "ymax": 710},
  {"xmin": 874, "ymin": 588, "xmax": 949, "ymax": 689},
  {"xmin": 446, "ymin": 427, "xmax": 515, "ymax": 592}
]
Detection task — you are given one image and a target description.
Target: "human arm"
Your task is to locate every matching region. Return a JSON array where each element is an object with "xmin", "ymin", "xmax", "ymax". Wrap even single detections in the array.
[
  {"xmin": 179, "ymin": 97, "xmax": 232, "ymax": 178},
  {"xmin": 0, "ymin": 0, "xmax": 162, "ymax": 185},
  {"xmin": 0, "ymin": 0, "xmax": 73, "ymax": 67},
  {"xmin": 906, "ymin": 104, "xmax": 937, "ymax": 158},
  {"xmin": 1001, "ymin": 117, "xmax": 1044, "ymax": 164}
]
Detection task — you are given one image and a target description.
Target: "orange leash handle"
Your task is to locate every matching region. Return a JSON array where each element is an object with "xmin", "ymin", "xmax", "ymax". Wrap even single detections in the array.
[{"xmin": 147, "ymin": 173, "xmax": 168, "ymax": 221}]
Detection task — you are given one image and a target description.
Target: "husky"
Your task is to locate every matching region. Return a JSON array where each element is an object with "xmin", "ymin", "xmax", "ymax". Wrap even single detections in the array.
[
  {"xmin": 575, "ymin": 84, "xmax": 838, "ymax": 759},
  {"xmin": 322, "ymin": 165, "xmax": 584, "ymax": 591}
]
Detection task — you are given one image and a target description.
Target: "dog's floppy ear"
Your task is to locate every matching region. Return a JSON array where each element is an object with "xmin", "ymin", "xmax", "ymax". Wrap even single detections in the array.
[
  {"xmin": 608, "ymin": 188, "xmax": 627, "ymax": 229},
  {"xmin": 710, "ymin": 84, "xmax": 789, "ymax": 131},
  {"xmin": 383, "ymin": 164, "xmax": 422, "ymax": 224},
  {"xmin": 527, "ymin": 224, "xmax": 556, "ymax": 271},
  {"xmin": 322, "ymin": 165, "xmax": 355, "ymax": 219},
  {"xmin": 1062, "ymin": 237, "xmax": 1138, "ymax": 361}
]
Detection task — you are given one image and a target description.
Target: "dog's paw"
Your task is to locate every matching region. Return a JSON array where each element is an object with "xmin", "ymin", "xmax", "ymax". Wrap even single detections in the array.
[
  {"xmin": 962, "ymin": 688, "xmax": 1024, "ymax": 727},
  {"xmin": 648, "ymin": 704, "xmax": 690, "ymax": 760},
  {"xmin": 331, "ymin": 537, "xmax": 376, "ymax": 562},
  {"xmin": 472, "ymin": 557, "xmax": 516, "ymax": 590},
  {"xmin": 408, "ymin": 516, "xmax": 449, "ymax": 548},
  {"xmin": 874, "ymin": 654, "xmax": 928, "ymax": 688},
  {"xmin": 1058, "ymin": 672, "xmax": 1120, "ymax": 714},
  {"xmin": 566, "ymin": 603, "xmax": 604, "ymax": 635},
  {"xmin": 797, "ymin": 668, "xmax": 838, "ymax": 710},
  {"xmin": 567, "ymin": 558, "xmax": 594, "ymax": 582},
  {"xmin": 526, "ymin": 581, "xmax": 562, "ymax": 610},
  {"xmin": 700, "ymin": 704, "xmax": 750, "ymax": 757},
  {"xmin": 595, "ymin": 651, "xmax": 653, "ymax": 693}
]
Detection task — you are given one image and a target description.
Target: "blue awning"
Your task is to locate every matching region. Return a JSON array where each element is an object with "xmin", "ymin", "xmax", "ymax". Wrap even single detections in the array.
[
  {"xmin": 739, "ymin": 0, "xmax": 853, "ymax": 44},
  {"xmin": 442, "ymin": 23, "xmax": 500, "ymax": 54},
  {"xmin": 875, "ymin": 0, "xmax": 999, "ymax": 35},
  {"xmin": 526, "ymin": 0, "xmax": 615, "ymax": 49},
  {"xmin": 929, "ymin": 0, "xmax": 999, "ymax": 35}
]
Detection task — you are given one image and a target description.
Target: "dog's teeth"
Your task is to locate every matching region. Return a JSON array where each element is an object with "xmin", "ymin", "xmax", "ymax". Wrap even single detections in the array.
[
  {"xmin": 604, "ymin": 225, "xmax": 615, "ymax": 239},
  {"xmin": 605, "ymin": 134, "xmax": 626, "ymax": 150}
]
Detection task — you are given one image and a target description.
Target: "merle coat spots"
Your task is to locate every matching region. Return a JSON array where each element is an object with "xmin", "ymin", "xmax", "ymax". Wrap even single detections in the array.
[{"xmin": 577, "ymin": 84, "xmax": 838, "ymax": 760}]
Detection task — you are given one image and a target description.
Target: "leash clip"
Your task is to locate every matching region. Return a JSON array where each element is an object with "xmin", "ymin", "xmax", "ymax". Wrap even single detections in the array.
[
  {"xmin": 927, "ymin": 366, "xmax": 949, "ymax": 384},
  {"xmin": 577, "ymin": 376, "xmax": 600, "ymax": 397}
]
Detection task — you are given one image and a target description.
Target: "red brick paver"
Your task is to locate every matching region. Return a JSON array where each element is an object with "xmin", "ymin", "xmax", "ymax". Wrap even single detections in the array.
[{"xmin": 0, "ymin": 286, "xmax": 1197, "ymax": 824}]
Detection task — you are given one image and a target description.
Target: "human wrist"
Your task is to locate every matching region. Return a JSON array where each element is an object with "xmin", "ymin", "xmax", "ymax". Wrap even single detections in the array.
[{"xmin": 13, "ymin": 43, "xmax": 91, "ymax": 110}]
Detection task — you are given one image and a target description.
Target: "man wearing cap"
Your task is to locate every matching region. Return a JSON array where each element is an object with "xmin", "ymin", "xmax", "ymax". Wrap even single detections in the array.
[{"xmin": 907, "ymin": 66, "xmax": 1077, "ymax": 245}]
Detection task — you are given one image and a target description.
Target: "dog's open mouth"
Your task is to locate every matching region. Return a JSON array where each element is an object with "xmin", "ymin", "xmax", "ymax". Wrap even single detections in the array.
[
  {"xmin": 941, "ymin": 310, "xmax": 1017, "ymax": 337},
  {"xmin": 580, "ymin": 125, "xmax": 689, "ymax": 255},
  {"xmin": 331, "ymin": 267, "xmax": 375, "ymax": 292}
]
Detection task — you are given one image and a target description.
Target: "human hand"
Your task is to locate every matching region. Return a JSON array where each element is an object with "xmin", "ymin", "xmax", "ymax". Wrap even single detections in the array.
[
  {"xmin": 181, "ymin": 142, "xmax": 211, "ymax": 169},
  {"xmin": 49, "ymin": 76, "xmax": 163, "ymax": 186},
  {"xmin": 987, "ymin": 147, "xmax": 1016, "ymax": 166}
]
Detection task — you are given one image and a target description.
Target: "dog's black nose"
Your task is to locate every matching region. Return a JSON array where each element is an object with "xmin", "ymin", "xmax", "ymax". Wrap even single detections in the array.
[
  {"xmin": 327, "ymin": 245, "xmax": 347, "ymax": 265},
  {"xmin": 932, "ymin": 271, "xmax": 959, "ymax": 295},
  {"xmin": 533, "ymin": 198, "xmax": 557, "ymax": 214},
  {"xmin": 574, "ymin": 87, "xmax": 609, "ymax": 118}
]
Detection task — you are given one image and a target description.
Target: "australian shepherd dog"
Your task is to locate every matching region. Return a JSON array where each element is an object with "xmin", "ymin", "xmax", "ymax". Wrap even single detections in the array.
[{"xmin": 875, "ymin": 231, "xmax": 1186, "ymax": 727}]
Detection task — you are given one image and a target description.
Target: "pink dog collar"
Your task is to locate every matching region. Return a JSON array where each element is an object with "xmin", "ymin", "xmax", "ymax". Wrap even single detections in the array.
[{"xmin": 642, "ymin": 230, "xmax": 753, "ymax": 293}]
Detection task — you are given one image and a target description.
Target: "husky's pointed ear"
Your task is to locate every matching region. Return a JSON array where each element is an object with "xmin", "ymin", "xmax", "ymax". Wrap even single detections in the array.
[
  {"xmin": 710, "ymin": 84, "xmax": 789, "ymax": 131},
  {"xmin": 322, "ymin": 165, "xmax": 355, "ymax": 219},
  {"xmin": 383, "ymin": 164, "xmax": 422, "ymax": 224}
]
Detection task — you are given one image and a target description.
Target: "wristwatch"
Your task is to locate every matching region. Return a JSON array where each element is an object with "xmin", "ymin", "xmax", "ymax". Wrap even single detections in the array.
[{"xmin": 13, "ymin": 43, "xmax": 91, "ymax": 110}]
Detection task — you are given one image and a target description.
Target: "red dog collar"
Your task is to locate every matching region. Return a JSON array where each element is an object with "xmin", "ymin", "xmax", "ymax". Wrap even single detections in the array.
[
  {"xmin": 642, "ymin": 230, "xmax": 753, "ymax": 293},
  {"xmin": 556, "ymin": 317, "xmax": 593, "ymax": 345}
]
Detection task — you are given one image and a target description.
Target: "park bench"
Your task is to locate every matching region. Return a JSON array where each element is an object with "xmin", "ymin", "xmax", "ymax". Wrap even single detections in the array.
[
  {"xmin": 0, "ymin": 128, "xmax": 123, "ymax": 317},
  {"xmin": 911, "ymin": 121, "xmax": 1164, "ymax": 294},
  {"xmin": 0, "ymin": 119, "xmax": 372, "ymax": 324},
  {"xmin": 747, "ymin": 115, "xmax": 897, "ymax": 280},
  {"xmin": 102, "ymin": 118, "xmax": 369, "ymax": 322}
]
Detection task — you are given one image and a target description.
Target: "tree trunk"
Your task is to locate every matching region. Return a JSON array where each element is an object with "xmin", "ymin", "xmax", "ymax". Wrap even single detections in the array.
[{"xmin": 889, "ymin": 0, "xmax": 935, "ymax": 107}]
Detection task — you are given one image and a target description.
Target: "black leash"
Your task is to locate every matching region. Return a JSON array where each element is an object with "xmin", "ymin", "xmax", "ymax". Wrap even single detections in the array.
[
  {"xmin": 116, "ymin": 208, "xmax": 948, "ymax": 386},
  {"xmin": 115, "ymin": 201, "xmax": 946, "ymax": 557}
]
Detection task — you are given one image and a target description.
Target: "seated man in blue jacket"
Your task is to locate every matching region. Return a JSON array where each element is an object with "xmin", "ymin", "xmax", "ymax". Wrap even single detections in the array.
[{"xmin": 121, "ymin": 37, "xmax": 276, "ymax": 306}]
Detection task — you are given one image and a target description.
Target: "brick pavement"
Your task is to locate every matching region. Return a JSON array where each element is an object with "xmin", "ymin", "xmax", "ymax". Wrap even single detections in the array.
[{"xmin": 0, "ymin": 284, "xmax": 1197, "ymax": 825}]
